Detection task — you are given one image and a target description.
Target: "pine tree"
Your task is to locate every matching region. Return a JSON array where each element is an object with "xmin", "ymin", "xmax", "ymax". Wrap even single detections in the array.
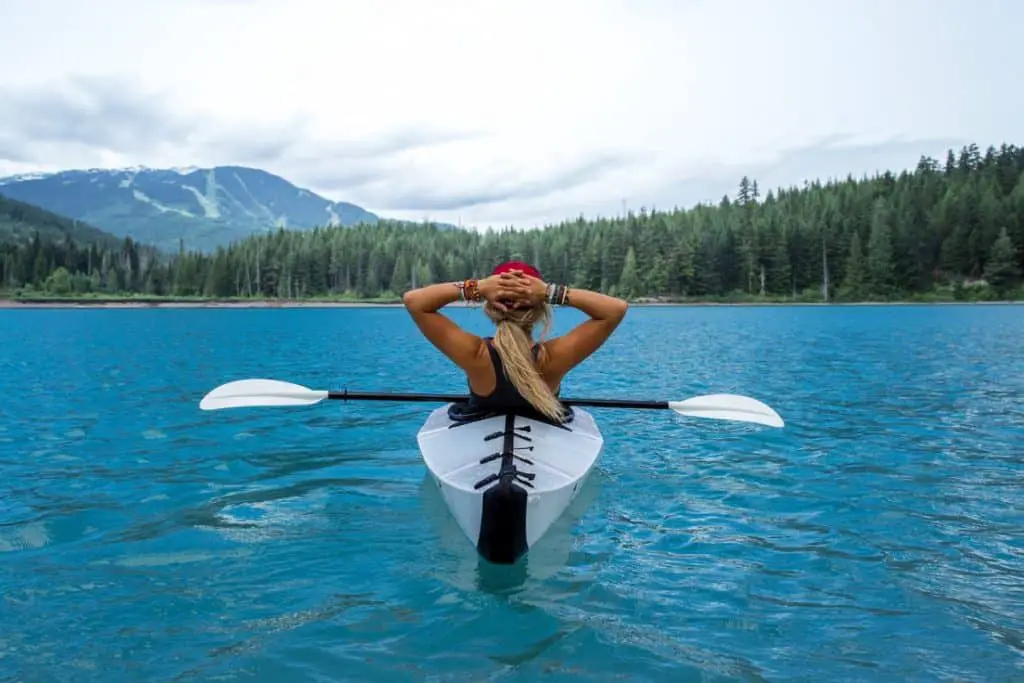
[
  {"xmin": 618, "ymin": 246, "xmax": 639, "ymax": 299},
  {"xmin": 842, "ymin": 231, "xmax": 865, "ymax": 299},
  {"xmin": 983, "ymin": 227, "xmax": 1021, "ymax": 295},
  {"xmin": 866, "ymin": 197, "xmax": 895, "ymax": 296}
]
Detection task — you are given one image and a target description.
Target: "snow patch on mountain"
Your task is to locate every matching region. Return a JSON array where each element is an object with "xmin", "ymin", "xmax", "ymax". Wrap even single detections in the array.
[{"xmin": 132, "ymin": 189, "xmax": 195, "ymax": 217}]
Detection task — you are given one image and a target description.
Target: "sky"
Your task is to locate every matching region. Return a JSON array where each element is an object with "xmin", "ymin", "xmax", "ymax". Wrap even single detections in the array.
[{"xmin": 0, "ymin": 0, "xmax": 1021, "ymax": 230}]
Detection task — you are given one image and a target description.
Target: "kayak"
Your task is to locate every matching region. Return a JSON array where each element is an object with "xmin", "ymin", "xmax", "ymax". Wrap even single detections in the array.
[
  {"xmin": 199, "ymin": 379, "xmax": 783, "ymax": 565},
  {"xmin": 416, "ymin": 402, "xmax": 604, "ymax": 564}
]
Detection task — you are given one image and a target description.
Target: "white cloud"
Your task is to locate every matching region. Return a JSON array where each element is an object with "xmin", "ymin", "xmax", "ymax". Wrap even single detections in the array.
[{"xmin": 0, "ymin": 0, "xmax": 1021, "ymax": 229}]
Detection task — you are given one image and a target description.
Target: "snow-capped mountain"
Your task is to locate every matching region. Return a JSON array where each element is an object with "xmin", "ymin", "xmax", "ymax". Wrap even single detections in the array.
[{"xmin": 0, "ymin": 165, "xmax": 381, "ymax": 252}]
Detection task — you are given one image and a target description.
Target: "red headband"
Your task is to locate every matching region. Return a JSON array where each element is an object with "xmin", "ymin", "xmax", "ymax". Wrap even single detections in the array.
[{"xmin": 492, "ymin": 260, "xmax": 542, "ymax": 279}]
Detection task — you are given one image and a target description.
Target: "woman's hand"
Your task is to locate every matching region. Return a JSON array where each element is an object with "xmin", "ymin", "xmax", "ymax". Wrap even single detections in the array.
[
  {"xmin": 477, "ymin": 274, "xmax": 522, "ymax": 312},
  {"xmin": 502, "ymin": 270, "xmax": 548, "ymax": 307}
]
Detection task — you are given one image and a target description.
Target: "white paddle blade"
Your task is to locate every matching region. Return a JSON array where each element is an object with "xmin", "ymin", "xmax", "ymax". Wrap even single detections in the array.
[
  {"xmin": 199, "ymin": 379, "xmax": 329, "ymax": 411},
  {"xmin": 668, "ymin": 394, "xmax": 785, "ymax": 428}
]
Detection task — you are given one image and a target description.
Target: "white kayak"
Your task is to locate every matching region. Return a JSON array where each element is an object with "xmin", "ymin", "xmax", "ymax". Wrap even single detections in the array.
[
  {"xmin": 416, "ymin": 402, "xmax": 604, "ymax": 564},
  {"xmin": 199, "ymin": 379, "xmax": 783, "ymax": 565}
]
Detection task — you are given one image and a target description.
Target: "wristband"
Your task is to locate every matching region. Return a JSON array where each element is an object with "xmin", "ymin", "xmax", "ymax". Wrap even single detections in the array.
[
  {"xmin": 546, "ymin": 283, "xmax": 570, "ymax": 306},
  {"xmin": 454, "ymin": 279, "xmax": 481, "ymax": 302}
]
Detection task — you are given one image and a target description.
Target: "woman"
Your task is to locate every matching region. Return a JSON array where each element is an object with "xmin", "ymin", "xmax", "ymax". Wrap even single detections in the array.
[{"xmin": 402, "ymin": 260, "xmax": 628, "ymax": 423}]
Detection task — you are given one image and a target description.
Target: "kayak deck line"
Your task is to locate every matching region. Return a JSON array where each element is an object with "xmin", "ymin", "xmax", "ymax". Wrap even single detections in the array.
[
  {"xmin": 478, "ymin": 414, "xmax": 533, "ymax": 563},
  {"xmin": 472, "ymin": 417, "xmax": 537, "ymax": 491},
  {"xmin": 471, "ymin": 413, "xmax": 536, "ymax": 565},
  {"xmin": 447, "ymin": 402, "xmax": 579, "ymax": 494}
]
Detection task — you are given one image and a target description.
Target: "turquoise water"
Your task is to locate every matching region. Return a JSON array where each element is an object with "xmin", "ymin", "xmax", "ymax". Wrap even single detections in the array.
[{"xmin": 1, "ymin": 304, "xmax": 1022, "ymax": 682}]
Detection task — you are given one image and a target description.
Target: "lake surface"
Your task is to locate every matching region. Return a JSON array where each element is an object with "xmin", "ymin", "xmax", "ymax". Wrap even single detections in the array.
[{"xmin": 1, "ymin": 304, "xmax": 1022, "ymax": 682}]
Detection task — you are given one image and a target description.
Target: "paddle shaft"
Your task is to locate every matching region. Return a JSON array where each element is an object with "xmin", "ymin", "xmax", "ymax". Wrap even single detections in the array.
[{"xmin": 326, "ymin": 390, "xmax": 669, "ymax": 410}]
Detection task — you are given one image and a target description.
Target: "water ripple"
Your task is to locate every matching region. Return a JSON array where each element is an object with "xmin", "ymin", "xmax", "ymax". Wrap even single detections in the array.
[{"xmin": 1, "ymin": 305, "xmax": 1022, "ymax": 682}]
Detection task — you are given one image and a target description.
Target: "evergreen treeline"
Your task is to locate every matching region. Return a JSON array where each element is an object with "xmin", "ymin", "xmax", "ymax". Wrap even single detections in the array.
[
  {"xmin": 3, "ymin": 142, "xmax": 1023, "ymax": 301},
  {"xmin": 0, "ymin": 231, "xmax": 163, "ymax": 296}
]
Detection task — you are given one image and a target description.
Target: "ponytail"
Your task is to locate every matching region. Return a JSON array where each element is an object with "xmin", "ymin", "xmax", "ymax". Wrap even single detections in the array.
[{"xmin": 484, "ymin": 302, "xmax": 565, "ymax": 423}]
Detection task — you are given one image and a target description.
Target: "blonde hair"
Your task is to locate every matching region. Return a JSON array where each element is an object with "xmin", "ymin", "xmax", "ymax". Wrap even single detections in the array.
[{"xmin": 483, "ymin": 301, "xmax": 565, "ymax": 423}]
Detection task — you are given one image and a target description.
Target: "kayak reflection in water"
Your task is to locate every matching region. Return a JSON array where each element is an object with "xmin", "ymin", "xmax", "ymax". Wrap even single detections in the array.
[{"xmin": 402, "ymin": 261, "xmax": 628, "ymax": 423}]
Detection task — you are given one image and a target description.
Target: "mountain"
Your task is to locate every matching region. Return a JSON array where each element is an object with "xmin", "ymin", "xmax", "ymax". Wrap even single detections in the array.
[
  {"xmin": 0, "ymin": 192, "xmax": 124, "ymax": 248},
  {"xmin": 0, "ymin": 165, "xmax": 382, "ymax": 253}
]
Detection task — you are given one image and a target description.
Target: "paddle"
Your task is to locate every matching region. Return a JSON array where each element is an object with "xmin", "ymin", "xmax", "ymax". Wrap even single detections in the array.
[{"xmin": 199, "ymin": 378, "xmax": 785, "ymax": 428}]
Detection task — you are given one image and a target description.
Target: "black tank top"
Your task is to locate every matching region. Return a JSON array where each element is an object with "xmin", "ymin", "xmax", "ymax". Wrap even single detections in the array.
[{"xmin": 468, "ymin": 337, "xmax": 554, "ymax": 411}]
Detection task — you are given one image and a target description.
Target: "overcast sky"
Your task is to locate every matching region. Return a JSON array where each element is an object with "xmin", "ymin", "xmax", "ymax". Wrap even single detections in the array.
[{"xmin": 0, "ymin": 0, "xmax": 1021, "ymax": 229}]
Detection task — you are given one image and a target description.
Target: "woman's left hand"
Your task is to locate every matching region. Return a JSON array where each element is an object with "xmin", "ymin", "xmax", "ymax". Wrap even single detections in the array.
[{"xmin": 478, "ymin": 274, "xmax": 522, "ymax": 312}]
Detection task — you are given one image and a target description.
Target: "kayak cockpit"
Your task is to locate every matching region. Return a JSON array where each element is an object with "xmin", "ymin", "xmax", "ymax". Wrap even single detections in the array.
[{"xmin": 446, "ymin": 400, "xmax": 576, "ymax": 426}]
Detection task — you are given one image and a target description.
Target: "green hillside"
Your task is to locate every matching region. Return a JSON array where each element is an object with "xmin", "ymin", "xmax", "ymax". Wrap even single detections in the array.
[{"xmin": 1, "ymin": 193, "xmax": 122, "ymax": 248}]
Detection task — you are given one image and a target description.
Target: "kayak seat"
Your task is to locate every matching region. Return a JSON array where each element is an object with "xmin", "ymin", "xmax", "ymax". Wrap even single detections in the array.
[
  {"xmin": 447, "ymin": 401, "xmax": 575, "ymax": 426},
  {"xmin": 447, "ymin": 402, "xmax": 498, "ymax": 422}
]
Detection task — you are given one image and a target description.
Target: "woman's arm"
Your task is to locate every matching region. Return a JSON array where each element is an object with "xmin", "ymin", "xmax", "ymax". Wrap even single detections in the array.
[
  {"xmin": 504, "ymin": 273, "xmax": 628, "ymax": 377},
  {"xmin": 559, "ymin": 286, "xmax": 629, "ymax": 323},
  {"xmin": 545, "ymin": 286, "xmax": 628, "ymax": 377},
  {"xmin": 402, "ymin": 281, "xmax": 464, "ymax": 314},
  {"xmin": 402, "ymin": 276, "xmax": 514, "ymax": 369}
]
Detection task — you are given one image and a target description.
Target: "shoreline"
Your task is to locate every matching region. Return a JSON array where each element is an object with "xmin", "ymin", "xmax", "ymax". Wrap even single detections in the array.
[
  {"xmin": 0, "ymin": 298, "xmax": 404, "ymax": 309},
  {"xmin": 2, "ymin": 298, "xmax": 1022, "ymax": 310}
]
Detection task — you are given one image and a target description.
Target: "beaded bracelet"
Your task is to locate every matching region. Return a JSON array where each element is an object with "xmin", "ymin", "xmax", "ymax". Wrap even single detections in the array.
[
  {"xmin": 455, "ymin": 278, "xmax": 481, "ymax": 302},
  {"xmin": 545, "ymin": 282, "xmax": 570, "ymax": 306}
]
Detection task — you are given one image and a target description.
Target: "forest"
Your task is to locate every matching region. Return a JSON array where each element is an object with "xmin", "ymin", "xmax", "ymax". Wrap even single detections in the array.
[{"xmin": 2, "ymin": 142, "xmax": 1023, "ymax": 302}]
